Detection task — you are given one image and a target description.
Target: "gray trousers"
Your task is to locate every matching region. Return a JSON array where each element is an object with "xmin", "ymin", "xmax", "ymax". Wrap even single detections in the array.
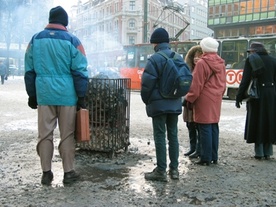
[{"xmin": 37, "ymin": 106, "xmax": 76, "ymax": 173}]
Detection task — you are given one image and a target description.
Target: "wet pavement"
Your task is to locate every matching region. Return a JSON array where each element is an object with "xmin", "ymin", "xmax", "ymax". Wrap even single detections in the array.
[{"xmin": 1, "ymin": 77, "xmax": 276, "ymax": 207}]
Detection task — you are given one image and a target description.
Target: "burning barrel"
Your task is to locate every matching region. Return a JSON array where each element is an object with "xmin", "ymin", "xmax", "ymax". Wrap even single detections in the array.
[{"xmin": 76, "ymin": 72, "xmax": 131, "ymax": 157}]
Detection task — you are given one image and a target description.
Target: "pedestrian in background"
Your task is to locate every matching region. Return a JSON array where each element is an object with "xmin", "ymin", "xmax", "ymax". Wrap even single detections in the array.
[
  {"xmin": 24, "ymin": 6, "xmax": 88, "ymax": 185},
  {"xmin": 184, "ymin": 37, "xmax": 226, "ymax": 166},
  {"xmin": 0, "ymin": 60, "xmax": 7, "ymax": 85},
  {"xmin": 183, "ymin": 45, "xmax": 203, "ymax": 159},
  {"xmin": 141, "ymin": 28, "xmax": 189, "ymax": 181},
  {"xmin": 236, "ymin": 42, "xmax": 276, "ymax": 160}
]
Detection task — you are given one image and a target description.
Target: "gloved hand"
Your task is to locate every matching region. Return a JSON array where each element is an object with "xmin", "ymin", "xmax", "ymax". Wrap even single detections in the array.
[
  {"xmin": 182, "ymin": 99, "xmax": 187, "ymax": 107},
  {"xmin": 186, "ymin": 101, "xmax": 193, "ymax": 110},
  {"xmin": 77, "ymin": 97, "xmax": 86, "ymax": 110},
  {"xmin": 235, "ymin": 100, "xmax": 242, "ymax": 108},
  {"xmin": 28, "ymin": 96, "xmax": 37, "ymax": 109}
]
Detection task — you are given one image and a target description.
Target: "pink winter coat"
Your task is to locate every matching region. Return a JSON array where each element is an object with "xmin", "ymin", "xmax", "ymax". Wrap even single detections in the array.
[{"xmin": 185, "ymin": 53, "xmax": 226, "ymax": 124}]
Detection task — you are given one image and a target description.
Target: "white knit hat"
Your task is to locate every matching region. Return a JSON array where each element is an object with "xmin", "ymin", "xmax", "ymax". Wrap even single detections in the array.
[{"xmin": 200, "ymin": 37, "xmax": 219, "ymax": 53}]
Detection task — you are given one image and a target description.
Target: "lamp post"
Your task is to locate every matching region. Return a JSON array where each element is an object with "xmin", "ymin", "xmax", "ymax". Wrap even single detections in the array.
[{"xmin": 143, "ymin": 0, "xmax": 148, "ymax": 43}]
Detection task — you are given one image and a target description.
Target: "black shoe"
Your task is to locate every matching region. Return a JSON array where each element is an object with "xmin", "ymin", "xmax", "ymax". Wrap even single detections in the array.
[
  {"xmin": 189, "ymin": 152, "xmax": 199, "ymax": 159},
  {"xmin": 195, "ymin": 160, "xmax": 210, "ymax": 166},
  {"xmin": 184, "ymin": 150, "xmax": 195, "ymax": 156},
  {"xmin": 63, "ymin": 170, "xmax": 80, "ymax": 184},
  {"xmin": 254, "ymin": 156, "xmax": 263, "ymax": 160},
  {"xmin": 264, "ymin": 156, "xmax": 271, "ymax": 160},
  {"xmin": 211, "ymin": 160, "xmax": 218, "ymax": 164},
  {"xmin": 144, "ymin": 167, "xmax": 167, "ymax": 182},
  {"xmin": 41, "ymin": 170, "xmax": 53, "ymax": 185},
  {"xmin": 169, "ymin": 168, "xmax": 179, "ymax": 180}
]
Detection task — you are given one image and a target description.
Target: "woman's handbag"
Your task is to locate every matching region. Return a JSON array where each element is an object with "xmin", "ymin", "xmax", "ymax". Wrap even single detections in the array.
[{"xmin": 243, "ymin": 78, "xmax": 259, "ymax": 101}]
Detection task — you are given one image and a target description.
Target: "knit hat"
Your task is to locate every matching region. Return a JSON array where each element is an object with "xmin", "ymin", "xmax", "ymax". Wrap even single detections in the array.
[
  {"xmin": 49, "ymin": 6, "xmax": 68, "ymax": 27},
  {"xmin": 247, "ymin": 42, "xmax": 267, "ymax": 53},
  {"xmin": 200, "ymin": 37, "xmax": 219, "ymax": 53},
  {"xmin": 150, "ymin": 28, "xmax": 169, "ymax": 44}
]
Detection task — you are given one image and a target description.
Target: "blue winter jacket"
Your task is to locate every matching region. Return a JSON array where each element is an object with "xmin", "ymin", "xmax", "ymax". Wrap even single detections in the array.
[
  {"xmin": 24, "ymin": 24, "xmax": 88, "ymax": 106},
  {"xmin": 140, "ymin": 43, "xmax": 182, "ymax": 117}
]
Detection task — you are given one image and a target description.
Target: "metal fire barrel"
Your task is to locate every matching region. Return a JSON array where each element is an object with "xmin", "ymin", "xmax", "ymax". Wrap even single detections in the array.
[{"xmin": 76, "ymin": 76, "xmax": 131, "ymax": 157}]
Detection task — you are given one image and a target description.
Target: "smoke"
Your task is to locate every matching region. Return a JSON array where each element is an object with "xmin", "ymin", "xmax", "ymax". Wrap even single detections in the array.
[
  {"xmin": 82, "ymin": 31, "xmax": 124, "ymax": 78},
  {"xmin": 0, "ymin": 1, "xmax": 51, "ymax": 71},
  {"xmin": 0, "ymin": 1, "xmax": 125, "ymax": 78}
]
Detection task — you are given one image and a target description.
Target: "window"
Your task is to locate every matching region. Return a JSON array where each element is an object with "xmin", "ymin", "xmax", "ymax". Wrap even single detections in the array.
[
  {"xmin": 253, "ymin": 13, "xmax": 260, "ymax": 20},
  {"xmin": 260, "ymin": 12, "xmax": 268, "ymax": 19},
  {"xmin": 240, "ymin": 2, "xmax": 246, "ymax": 14},
  {"xmin": 246, "ymin": 14, "xmax": 253, "ymax": 21},
  {"xmin": 215, "ymin": 5, "xmax": 219, "ymax": 16},
  {"xmin": 129, "ymin": 36, "xmax": 135, "ymax": 45},
  {"xmin": 221, "ymin": 5, "xmax": 225, "ymax": 16},
  {"xmin": 129, "ymin": 19, "xmax": 136, "ymax": 28},
  {"xmin": 115, "ymin": 2, "xmax": 119, "ymax": 12},
  {"xmin": 255, "ymin": 26, "xmax": 263, "ymax": 34},
  {"xmin": 232, "ymin": 28, "xmax": 238, "ymax": 36},
  {"xmin": 221, "ymin": 40, "xmax": 248, "ymax": 68},
  {"xmin": 233, "ymin": 3, "xmax": 239, "ymax": 15},
  {"xmin": 268, "ymin": 0, "xmax": 275, "ymax": 11},
  {"xmin": 209, "ymin": 7, "xmax": 214, "ymax": 18},
  {"xmin": 261, "ymin": 0, "xmax": 268, "ymax": 12},
  {"xmin": 114, "ymin": 19, "xmax": 118, "ymax": 30},
  {"xmin": 226, "ymin": 16, "xmax": 232, "ymax": 23},
  {"xmin": 129, "ymin": 0, "xmax": 135, "ymax": 10},
  {"xmin": 227, "ymin": 4, "xmax": 232, "ymax": 15},
  {"xmin": 265, "ymin": 25, "xmax": 273, "ymax": 34},
  {"xmin": 254, "ymin": 0, "xmax": 260, "ymax": 12},
  {"xmin": 246, "ymin": 1, "xmax": 253, "ymax": 13}
]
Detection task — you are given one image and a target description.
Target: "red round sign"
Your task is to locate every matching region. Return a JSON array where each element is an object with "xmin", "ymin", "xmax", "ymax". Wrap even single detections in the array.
[
  {"xmin": 226, "ymin": 69, "xmax": 243, "ymax": 85},
  {"xmin": 226, "ymin": 70, "xmax": 236, "ymax": 84}
]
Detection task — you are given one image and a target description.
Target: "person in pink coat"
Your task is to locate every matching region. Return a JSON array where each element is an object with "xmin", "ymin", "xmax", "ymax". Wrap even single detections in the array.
[{"xmin": 184, "ymin": 37, "xmax": 226, "ymax": 165}]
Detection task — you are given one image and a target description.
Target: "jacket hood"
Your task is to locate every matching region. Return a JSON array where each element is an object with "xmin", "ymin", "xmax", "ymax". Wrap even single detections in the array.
[
  {"xmin": 185, "ymin": 45, "xmax": 203, "ymax": 71},
  {"xmin": 200, "ymin": 53, "xmax": 225, "ymax": 73}
]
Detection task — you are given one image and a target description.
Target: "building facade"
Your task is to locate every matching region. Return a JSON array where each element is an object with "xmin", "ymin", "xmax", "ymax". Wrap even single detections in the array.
[
  {"xmin": 177, "ymin": 0, "xmax": 213, "ymax": 39},
  {"xmin": 72, "ymin": 0, "xmax": 193, "ymax": 66},
  {"xmin": 73, "ymin": 0, "xmax": 190, "ymax": 47},
  {"xmin": 208, "ymin": 0, "xmax": 276, "ymax": 38}
]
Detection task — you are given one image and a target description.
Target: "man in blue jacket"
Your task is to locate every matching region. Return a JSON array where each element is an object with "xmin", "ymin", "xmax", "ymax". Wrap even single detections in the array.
[
  {"xmin": 141, "ymin": 28, "xmax": 185, "ymax": 181},
  {"xmin": 24, "ymin": 6, "xmax": 88, "ymax": 185}
]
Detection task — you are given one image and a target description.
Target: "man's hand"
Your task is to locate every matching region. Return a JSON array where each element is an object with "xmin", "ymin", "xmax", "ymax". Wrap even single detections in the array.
[
  {"xmin": 235, "ymin": 100, "xmax": 242, "ymax": 108},
  {"xmin": 77, "ymin": 97, "xmax": 86, "ymax": 110},
  {"xmin": 28, "ymin": 96, "xmax": 37, "ymax": 109}
]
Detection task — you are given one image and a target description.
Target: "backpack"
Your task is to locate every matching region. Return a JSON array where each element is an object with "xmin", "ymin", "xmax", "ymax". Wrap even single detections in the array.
[{"xmin": 157, "ymin": 51, "xmax": 192, "ymax": 98}]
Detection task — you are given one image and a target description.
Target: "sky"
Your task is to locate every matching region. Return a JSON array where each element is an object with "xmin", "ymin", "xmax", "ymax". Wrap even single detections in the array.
[{"xmin": 53, "ymin": 0, "xmax": 80, "ymax": 11}]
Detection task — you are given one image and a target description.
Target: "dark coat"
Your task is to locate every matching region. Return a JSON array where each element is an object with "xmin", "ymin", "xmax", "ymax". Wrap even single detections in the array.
[
  {"xmin": 0, "ymin": 63, "xmax": 7, "ymax": 76},
  {"xmin": 140, "ymin": 43, "xmax": 183, "ymax": 117},
  {"xmin": 236, "ymin": 53, "xmax": 276, "ymax": 144}
]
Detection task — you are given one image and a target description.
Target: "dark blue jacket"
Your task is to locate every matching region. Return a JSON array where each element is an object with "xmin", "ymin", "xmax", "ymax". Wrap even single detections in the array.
[{"xmin": 140, "ymin": 43, "xmax": 182, "ymax": 117}]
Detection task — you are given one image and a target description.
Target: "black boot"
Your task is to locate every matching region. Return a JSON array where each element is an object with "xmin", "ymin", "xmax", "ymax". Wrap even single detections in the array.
[
  {"xmin": 184, "ymin": 150, "xmax": 195, "ymax": 156},
  {"xmin": 189, "ymin": 151, "xmax": 199, "ymax": 159},
  {"xmin": 195, "ymin": 160, "xmax": 210, "ymax": 166},
  {"xmin": 41, "ymin": 170, "xmax": 53, "ymax": 185}
]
